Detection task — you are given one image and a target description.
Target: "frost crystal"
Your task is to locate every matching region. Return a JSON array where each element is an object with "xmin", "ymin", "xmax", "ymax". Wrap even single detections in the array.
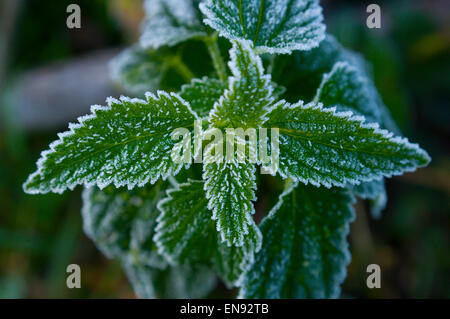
[
  {"xmin": 203, "ymin": 40, "xmax": 272, "ymax": 247},
  {"xmin": 200, "ymin": 0, "xmax": 326, "ymax": 54},
  {"xmin": 209, "ymin": 39, "xmax": 278, "ymax": 129},
  {"xmin": 23, "ymin": 92, "xmax": 198, "ymax": 194},
  {"xmin": 140, "ymin": 0, "xmax": 206, "ymax": 49},
  {"xmin": 155, "ymin": 180, "xmax": 261, "ymax": 286},
  {"xmin": 265, "ymin": 101, "xmax": 430, "ymax": 188},
  {"xmin": 82, "ymin": 182, "xmax": 167, "ymax": 268},
  {"xmin": 315, "ymin": 61, "xmax": 382, "ymax": 124},
  {"xmin": 180, "ymin": 77, "xmax": 225, "ymax": 118},
  {"xmin": 23, "ymin": 0, "xmax": 433, "ymax": 299},
  {"xmin": 240, "ymin": 182, "xmax": 355, "ymax": 298}
]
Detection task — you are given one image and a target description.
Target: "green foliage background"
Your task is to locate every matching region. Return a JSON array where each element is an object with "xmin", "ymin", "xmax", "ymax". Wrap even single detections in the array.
[{"xmin": 0, "ymin": 0, "xmax": 448, "ymax": 298}]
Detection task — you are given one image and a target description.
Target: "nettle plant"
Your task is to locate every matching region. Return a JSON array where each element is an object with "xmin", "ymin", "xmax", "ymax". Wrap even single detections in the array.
[{"xmin": 24, "ymin": 0, "xmax": 430, "ymax": 298}]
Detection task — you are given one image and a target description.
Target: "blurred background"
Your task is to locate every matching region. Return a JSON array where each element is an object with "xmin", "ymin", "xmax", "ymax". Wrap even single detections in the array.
[{"xmin": 0, "ymin": 0, "xmax": 448, "ymax": 298}]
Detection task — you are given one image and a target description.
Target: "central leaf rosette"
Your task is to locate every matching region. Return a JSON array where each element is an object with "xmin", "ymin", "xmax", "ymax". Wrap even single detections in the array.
[{"xmin": 23, "ymin": 0, "xmax": 431, "ymax": 297}]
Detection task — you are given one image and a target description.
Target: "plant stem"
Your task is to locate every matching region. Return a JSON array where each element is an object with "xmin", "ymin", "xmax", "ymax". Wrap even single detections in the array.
[
  {"xmin": 267, "ymin": 54, "xmax": 276, "ymax": 75},
  {"xmin": 168, "ymin": 176, "xmax": 179, "ymax": 188},
  {"xmin": 169, "ymin": 55, "xmax": 195, "ymax": 83},
  {"xmin": 204, "ymin": 33, "xmax": 227, "ymax": 83}
]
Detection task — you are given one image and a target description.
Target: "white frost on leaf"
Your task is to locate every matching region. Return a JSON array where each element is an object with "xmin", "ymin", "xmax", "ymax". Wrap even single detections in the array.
[
  {"xmin": 265, "ymin": 101, "xmax": 431, "ymax": 188},
  {"xmin": 154, "ymin": 179, "xmax": 261, "ymax": 287},
  {"xmin": 202, "ymin": 40, "xmax": 274, "ymax": 247},
  {"xmin": 315, "ymin": 61, "xmax": 383, "ymax": 124},
  {"xmin": 23, "ymin": 91, "xmax": 198, "ymax": 194},
  {"xmin": 240, "ymin": 182, "xmax": 356, "ymax": 298},
  {"xmin": 140, "ymin": 0, "xmax": 206, "ymax": 49},
  {"xmin": 203, "ymin": 161, "xmax": 259, "ymax": 247},
  {"xmin": 180, "ymin": 77, "xmax": 225, "ymax": 118},
  {"xmin": 81, "ymin": 183, "xmax": 167, "ymax": 269},
  {"xmin": 200, "ymin": 0, "xmax": 326, "ymax": 54},
  {"xmin": 208, "ymin": 39, "xmax": 278, "ymax": 129},
  {"xmin": 154, "ymin": 179, "xmax": 215, "ymax": 264}
]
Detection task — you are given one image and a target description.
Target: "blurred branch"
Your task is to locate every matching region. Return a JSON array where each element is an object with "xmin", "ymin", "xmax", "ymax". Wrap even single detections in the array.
[{"xmin": 8, "ymin": 49, "xmax": 119, "ymax": 131}]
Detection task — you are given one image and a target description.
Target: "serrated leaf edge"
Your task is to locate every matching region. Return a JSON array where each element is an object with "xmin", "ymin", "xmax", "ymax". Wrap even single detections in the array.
[
  {"xmin": 23, "ymin": 91, "xmax": 199, "ymax": 194},
  {"xmin": 153, "ymin": 179, "xmax": 210, "ymax": 264},
  {"xmin": 199, "ymin": 0, "xmax": 326, "ymax": 55},
  {"xmin": 273, "ymin": 101, "xmax": 431, "ymax": 188},
  {"xmin": 207, "ymin": 39, "xmax": 276, "ymax": 127}
]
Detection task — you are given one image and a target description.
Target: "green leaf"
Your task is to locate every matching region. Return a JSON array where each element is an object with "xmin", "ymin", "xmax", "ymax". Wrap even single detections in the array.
[
  {"xmin": 140, "ymin": 0, "xmax": 206, "ymax": 49},
  {"xmin": 23, "ymin": 92, "xmax": 198, "ymax": 194},
  {"xmin": 315, "ymin": 61, "xmax": 382, "ymax": 124},
  {"xmin": 203, "ymin": 160, "xmax": 260, "ymax": 246},
  {"xmin": 265, "ymin": 101, "xmax": 431, "ymax": 187},
  {"xmin": 272, "ymin": 35, "xmax": 362, "ymax": 102},
  {"xmin": 122, "ymin": 255, "xmax": 217, "ymax": 298},
  {"xmin": 81, "ymin": 182, "xmax": 167, "ymax": 268},
  {"xmin": 82, "ymin": 180, "xmax": 217, "ymax": 298},
  {"xmin": 154, "ymin": 179, "xmax": 216, "ymax": 264},
  {"xmin": 200, "ymin": 0, "xmax": 326, "ymax": 54},
  {"xmin": 154, "ymin": 179, "xmax": 261, "ymax": 287},
  {"xmin": 109, "ymin": 46, "xmax": 167, "ymax": 96},
  {"xmin": 201, "ymin": 40, "xmax": 272, "ymax": 247},
  {"xmin": 240, "ymin": 182, "xmax": 355, "ymax": 298},
  {"xmin": 273, "ymin": 35, "xmax": 399, "ymax": 134},
  {"xmin": 314, "ymin": 61, "xmax": 399, "ymax": 215},
  {"xmin": 215, "ymin": 221, "xmax": 261, "ymax": 287},
  {"xmin": 209, "ymin": 40, "xmax": 278, "ymax": 129},
  {"xmin": 180, "ymin": 77, "xmax": 225, "ymax": 118}
]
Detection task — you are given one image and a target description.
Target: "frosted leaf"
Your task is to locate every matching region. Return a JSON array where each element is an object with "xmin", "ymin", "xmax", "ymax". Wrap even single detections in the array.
[
  {"xmin": 200, "ymin": 0, "xmax": 326, "ymax": 54},
  {"xmin": 82, "ymin": 180, "xmax": 217, "ymax": 298},
  {"xmin": 273, "ymin": 35, "xmax": 399, "ymax": 134},
  {"xmin": 208, "ymin": 40, "xmax": 277, "ymax": 129},
  {"xmin": 109, "ymin": 46, "xmax": 166, "ymax": 96},
  {"xmin": 350, "ymin": 179, "xmax": 387, "ymax": 219},
  {"xmin": 274, "ymin": 35, "xmax": 358, "ymax": 101},
  {"xmin": 202, "ymin": 40, "xmax": 272, "ymax": 247},
  {"xmin": 81, "ymin": 182, "xmax": 167, "ymax": 269},
  {"xmin": 315, "ymin": 62, "xmax": 381, "ymax": 124},
  {"xmin": 122, "ymin": 255, "xmax": 217, "ymax": 298},
  {"xmin": 203, "ymin": 159, "xmax": 260, "ymax": 247},
  {"xmin": 215, "ymin": 221, "xmax": 261, "ymax": 287},
  {"xmin": 140, "ymin": 0, "xmax": 206, "ymax": 49},
  {"xmin": 180, "ymin": 77, "xmax": 225, "ymax": 118},
  {"xmin": 315, "ymin": 61, "xmax": 396, "ymax": 215},
  {"xmin": 23, "ymin": 92, "xmax": 198, "ymax": 194},
  {"xmin": 154, "ymin": 179, "xmax": 217, "ymax": 264},
  {"xmin": 239, "ymin": 182, "xmax": 355, "ymax": 298},
  {"xmin": 265, "ymin": 101, "xmax": 431, "ymax": 188},
  {"xmin": 154, "ymin": 179, "xmax": 261, "ymax": 286}
]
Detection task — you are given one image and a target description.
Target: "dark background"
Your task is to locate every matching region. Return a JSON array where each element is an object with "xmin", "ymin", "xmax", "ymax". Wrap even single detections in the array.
[{"xmin": 0, "ymin": 0, "xmax": 448, "ymax": 298}]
